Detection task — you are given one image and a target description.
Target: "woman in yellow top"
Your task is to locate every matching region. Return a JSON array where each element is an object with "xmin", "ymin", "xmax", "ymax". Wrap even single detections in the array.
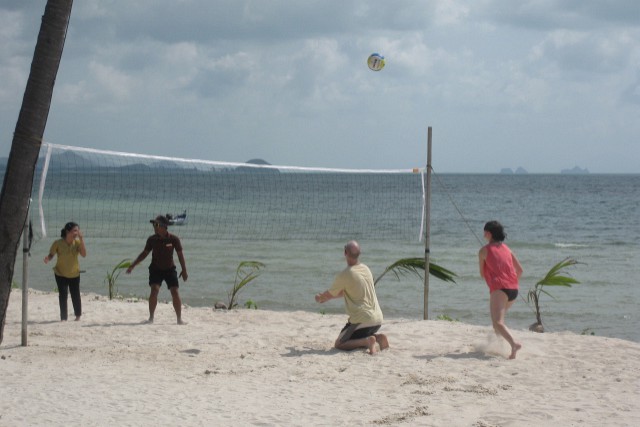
[{"xmin": 44, "ymin": 222, "xmax": 87, "ymax": 321}]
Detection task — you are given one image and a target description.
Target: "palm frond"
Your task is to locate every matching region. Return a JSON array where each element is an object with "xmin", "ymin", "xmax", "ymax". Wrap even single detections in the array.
[
  {"xmin": 429, "ymin": 263, "xmax": 458, "ymax": 283},
  {"xmin": 537, "ymin": 287, "xmax": 557, "ymax": 300},
  {"xmin": 105, "ymin": 258, "xmax": 132, "ymax": 300},
  {"xmin": 535, "ymin": 258, "xmax": 581, "ymax": 288},
  {"xmin": 374, "ymin": 257, "xmax": 457, "ymax": 286},
  {"xmin": 228, "ymin": 261, "xmax": 266, "ymax": 309},
  {"xmin": 526, "ymin": 257, "xmax": 582, "ymax": 332}
]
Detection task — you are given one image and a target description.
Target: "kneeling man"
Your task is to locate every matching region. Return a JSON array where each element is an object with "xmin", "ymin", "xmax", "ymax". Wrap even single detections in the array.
[{"xmin": 315, "ymin": 240, "xmax": 389, "ymax": 355}]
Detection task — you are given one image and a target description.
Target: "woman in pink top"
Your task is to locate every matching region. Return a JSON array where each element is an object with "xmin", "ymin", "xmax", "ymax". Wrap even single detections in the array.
[{"xmin": 478, "ymin": 220, "xmax": 523, "ymax": 359}]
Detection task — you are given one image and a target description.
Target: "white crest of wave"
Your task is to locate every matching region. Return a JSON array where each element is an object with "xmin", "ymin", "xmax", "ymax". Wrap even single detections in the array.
[{"xmin": 554, "ymin": 243, "xmax": 589, "ymax": 248}]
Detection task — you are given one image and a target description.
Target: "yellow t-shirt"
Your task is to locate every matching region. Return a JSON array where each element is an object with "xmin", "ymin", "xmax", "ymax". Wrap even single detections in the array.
[
  {"xmin": 329, "ymin": 263, "xmax": 383, "ymax": 324},
  {"xmin": 49, "ymin": 239, "xmax": 82, "ymax": 278}
]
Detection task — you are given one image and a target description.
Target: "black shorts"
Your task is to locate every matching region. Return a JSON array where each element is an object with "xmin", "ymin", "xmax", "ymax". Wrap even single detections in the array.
[
  {"xmin": 500, "ymin": 288, "xmax": 518, "ymax": 302},
  {"xmin": 149, "ymin": 267, "xmax": 179, "ymax": 288},
  {"xmin": 338, "ymin": 322, "xmax": 381, "ymax": 343}
]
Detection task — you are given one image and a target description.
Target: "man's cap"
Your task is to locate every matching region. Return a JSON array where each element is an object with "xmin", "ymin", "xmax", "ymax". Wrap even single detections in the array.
[{"xmin": 150, "ymin": 215, "xmax": 170, "ymax": 227}]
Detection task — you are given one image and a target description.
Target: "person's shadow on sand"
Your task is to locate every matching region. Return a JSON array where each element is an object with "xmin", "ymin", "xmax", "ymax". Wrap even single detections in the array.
[
  {"xmin": 415, "ymin": 351, "xmax": 493, "ymax": 361},
  {"xmin": 282, "ymin": 346, "xmax": 339, "ymax": 357},
  {"xmin": 26, "ymin": 320, "xmax": 60, "ymax": 325},
  {"xmin": 81, "ymin": 321, "xmax": 150, "ymax": 328}
]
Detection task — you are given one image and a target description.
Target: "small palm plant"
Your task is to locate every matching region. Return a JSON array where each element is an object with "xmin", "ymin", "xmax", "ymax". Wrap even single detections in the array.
[
  {"xmin": 105, "ymin": 259, "xmax": 132, "ymax": 300},
  {"xmin": 227, "ymin": 261, "xmax": 266, "ymax": 309},
  {"xmin": 374, "ymin": 257, "xmax": 457, "ymax": 286},
  {"xmin": 526, "ymin": 257, "xmax": 580, "ymax": 333}
]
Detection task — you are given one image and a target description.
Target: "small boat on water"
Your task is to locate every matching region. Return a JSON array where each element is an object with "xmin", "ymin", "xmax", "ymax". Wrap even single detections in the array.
[{"xmin": 166, "ymin": 210, "xmax": 187, "ymax": 226}]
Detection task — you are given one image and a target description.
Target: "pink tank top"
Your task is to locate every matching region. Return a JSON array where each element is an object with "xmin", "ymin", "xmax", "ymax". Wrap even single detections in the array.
[{"xmin": 483, "ymin": 243, "xmax": 519, "ymax": 292}]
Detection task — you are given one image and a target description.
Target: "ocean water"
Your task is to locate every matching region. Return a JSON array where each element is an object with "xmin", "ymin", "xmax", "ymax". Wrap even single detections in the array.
[{"xmin": 10, "ymin": 172, "xmax": 640, "ymax": 343}]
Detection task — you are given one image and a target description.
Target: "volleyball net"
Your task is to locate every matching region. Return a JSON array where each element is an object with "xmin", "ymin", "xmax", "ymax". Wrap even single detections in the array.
[{"xmin": 28, "ymin": 143, "xmax": 426, "ymax": 242}]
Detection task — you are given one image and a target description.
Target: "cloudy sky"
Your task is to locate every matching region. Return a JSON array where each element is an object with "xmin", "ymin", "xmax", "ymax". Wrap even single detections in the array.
[{"xmin": 1, "ymin": 0, "xmax": 639, "ymax": 173}]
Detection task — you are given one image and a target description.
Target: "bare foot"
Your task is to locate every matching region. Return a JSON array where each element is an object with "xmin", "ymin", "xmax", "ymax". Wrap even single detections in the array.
[
  {"xmin": 144, "ymin": 317, "xmax": 154, "ymax": 324},
  {"xmin": 366, "ymin": 336, "xmax": 378, "ymax": 355},
  {"xmin": 74, "ymin": 316, "xmax": 81, "ymax": 321},
  {"xmin": 177, "ymin": 318, "xmax": 187, "ymax": 325},
  {"xmin": 509, "ymin": 342, "xmax": 522, "ymax": 359},
  {"xmin": 375, "ymin": 334, "xmax": 390, "ymax": 351}
]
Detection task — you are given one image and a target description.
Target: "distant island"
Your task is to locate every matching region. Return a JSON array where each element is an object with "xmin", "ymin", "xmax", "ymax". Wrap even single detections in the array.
[
  {"xmin": 245, "ymin": 158, "xmax": 271, "ymax": 166},
  {"xmin": 499, "ymin": 166, "xmax": 591, "ymax": 174},
  {"xmin": 0, "ymin": 154, "xmax": 279, "ymax": 174},
  {"xmin": 500, "ymin": 167, "xmax": 528, "ymax": 174},
  {"xmin": 561, "ymin": 166, "xmax": 589, "ymax": 174},
  {"xmin": 234, "ymin": 158, "xmax": 279, "ymax": 173}
]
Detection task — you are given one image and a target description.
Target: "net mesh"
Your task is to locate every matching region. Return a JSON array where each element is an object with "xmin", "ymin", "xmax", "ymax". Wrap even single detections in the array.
[{"xmin": 31, "ymin": 143, "xmax": 425, "ymax": 242}]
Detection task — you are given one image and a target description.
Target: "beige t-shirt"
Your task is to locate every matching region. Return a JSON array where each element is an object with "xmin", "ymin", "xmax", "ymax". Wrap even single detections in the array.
[{"xmin": 329, "ymin": 263, "xmax": 383, "ymax": 325}]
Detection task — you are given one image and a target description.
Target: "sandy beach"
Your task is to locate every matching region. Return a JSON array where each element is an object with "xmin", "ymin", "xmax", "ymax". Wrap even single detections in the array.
[{"xmin": 1, "ymin": 289, "xmax": 639, "ymax": 427}]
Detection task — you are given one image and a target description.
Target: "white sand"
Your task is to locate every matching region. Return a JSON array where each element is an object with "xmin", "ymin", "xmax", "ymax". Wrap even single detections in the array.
[{"xmin": 1, "ymin": 289, "xmax": 639, "ymax": 426}]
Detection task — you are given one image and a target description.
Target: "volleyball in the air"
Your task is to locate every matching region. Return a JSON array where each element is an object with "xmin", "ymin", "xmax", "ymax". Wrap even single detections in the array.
[{"xmin": 367, "ymin": 53, "xmax": 385, "ymax": 71}]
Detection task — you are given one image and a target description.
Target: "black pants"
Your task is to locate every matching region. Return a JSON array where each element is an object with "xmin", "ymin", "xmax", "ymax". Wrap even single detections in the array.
[{"xmin": 55, "ymin": 274, "xmax": 81, "ymax": 320}]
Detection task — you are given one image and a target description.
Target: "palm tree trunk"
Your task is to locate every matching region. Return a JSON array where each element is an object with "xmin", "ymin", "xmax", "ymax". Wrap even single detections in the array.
[
  {"xmin": 0, "ymin": 0, "xmax": 74, "ymax": 344},
  {"xmin": 533, "ymin": 293, "xmax": 543, "ymax": 325}
]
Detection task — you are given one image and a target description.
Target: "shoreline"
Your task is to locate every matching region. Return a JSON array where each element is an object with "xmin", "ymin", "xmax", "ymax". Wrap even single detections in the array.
[{"xmin": 2, "ymin": 288, "xmax": 639, "ymax": 426}]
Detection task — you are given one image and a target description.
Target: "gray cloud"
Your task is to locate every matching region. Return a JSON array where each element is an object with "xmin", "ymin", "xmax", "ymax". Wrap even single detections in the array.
[
  {"xmin": 480, "ymin": 0, "xmax": 640, "ymax": 30},
  {"xmin": 1, "ymin": 0, "xmax": 639, "ymax": 172}
]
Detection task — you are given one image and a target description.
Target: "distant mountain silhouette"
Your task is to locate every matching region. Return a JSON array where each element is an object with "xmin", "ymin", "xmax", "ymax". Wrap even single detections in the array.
[
  {"xmin": 150, "ymin": 160, "xmax": 182, "ymax": 169},
  {"xmin": 118, "ymin": 163, "xmax": 151, "ymax": 171},
  {"xmin": 500, "ymin": 167, "xmax": 528, "ymax": 174},
  {"xmin": 46, "ymin": 151, "xmax": 99, "ymax": 168},
  {"xmin": 561, "ymin": 166, "xmax": 589, "ymax": 174},
  {"xmin": 246, "ymin": 159, "xmax": 270, "ymax": 165},
  {"xmin": 235, "ymin": 159, "xmax": 279, "ymax": 173},
  {"xmin": 1, "ymin": 153, "xmax": 281, "ymax": 175}
]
